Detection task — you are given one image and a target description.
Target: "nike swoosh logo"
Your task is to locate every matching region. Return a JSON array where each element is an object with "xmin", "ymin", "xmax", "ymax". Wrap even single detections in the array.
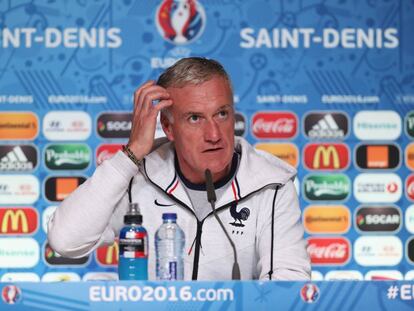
[{"xmin": 154, "ymin": 199, "xmax": 174, "ymax": 207}]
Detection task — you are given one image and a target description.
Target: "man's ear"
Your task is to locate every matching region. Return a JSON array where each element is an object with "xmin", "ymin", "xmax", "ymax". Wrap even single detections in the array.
[{"xmin": 160, "ymin": 112, "xmax": 174, "ymax": 141}]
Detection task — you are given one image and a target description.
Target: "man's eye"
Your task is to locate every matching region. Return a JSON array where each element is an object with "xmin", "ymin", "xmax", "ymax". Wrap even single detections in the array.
[
  {"xmin": 189, "ymin": 115, "xmax": 199, "ymax": 123},
  {"xmin": 218, "ymin": 110, "xmax": 228, "ymax": 118}
]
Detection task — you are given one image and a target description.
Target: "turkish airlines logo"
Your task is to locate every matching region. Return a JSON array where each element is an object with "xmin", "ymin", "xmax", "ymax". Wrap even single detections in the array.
[
  {"xmin": 44, "ymin": 242, "xmax": 89, "ymax": 266},
  {"xmin": 97, "ymin": 113, "xmax": 132, "ymax": 139},
  {"xmin": 406, "ymin": 174, "xmax": 414, "ymax": 201},
  {"xmin": 354, "ymin": 236, "xmax": 402, "ymax": 266},
  {"xmin": 355, "ymin": 144, "xmax": 400, "ymax": 170},
  {"xmin": 304, "ymin": 143, "xmax": 349, "ymax": 170},
  {"xmin": 96, "ymin": 241, "xmax": 119, "ymax": 266},
  {"xmin": 0, "ymin": 207, "xmax": 38, "ymax": 235},
  {"xmin": 0, "ymin": 145, "xmax": 37, "ymax": 172},
  {"xmin": 0, "ymin": 112, "xmax": 38, "ymax": 140},
  {"xmin": 255, "ymin": 143, "xmax": 299, "ymax": 167},
  {"xmin": 355, "ymin": 206, "xmax": 401, "ymax": 233},
  {"xmin": 354, "ymin": 173, "xmax": 402, "ymax": 203},
  {"xmin": 96, "ymin": 144, "xmax": 123, "ymax": 165},
  {"xmin": 251, "ymin": 112, "xmax": 298, "ymax": 139},
  {"xmin": 307, "ymin": 237, "xmax": 350, "ymax": 265},
  {"xmin": 44, "ymin": 176, "xmax": 86, "ymax": 202},
  {"xmin": 303, "ymin": 206, "xmax": 350, "ymax": 234},
  {"xmin": 43, "ymin": 111, "xmax": 91, "ymax": 141},
  {"xmin": 304, "ymin": 112, "xmax": 348, "ymax": 139},
  {"xmin": 354, "ymin": 110, "xmax": 401, "ymax": 140}
]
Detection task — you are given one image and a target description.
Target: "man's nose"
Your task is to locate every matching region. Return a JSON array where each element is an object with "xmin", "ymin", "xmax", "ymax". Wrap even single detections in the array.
[{"xmin": 204, "ymin": 119, "xmax": 221, "ymax": 143}]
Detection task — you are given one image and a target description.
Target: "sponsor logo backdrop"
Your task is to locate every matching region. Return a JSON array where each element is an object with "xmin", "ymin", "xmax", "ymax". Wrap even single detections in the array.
[{"xmin": 0, "ymin": 0, "xmax": 413, "ymax": 281}]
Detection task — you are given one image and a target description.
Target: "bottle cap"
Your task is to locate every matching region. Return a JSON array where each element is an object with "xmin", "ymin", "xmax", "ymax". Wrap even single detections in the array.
[
  {"xmin": 124, "ymin": 203, "xmax": 143, "ymax": 224},
  {"xmin": 162, "ymin": 213, "xmax": 177, "ymax": 220}
]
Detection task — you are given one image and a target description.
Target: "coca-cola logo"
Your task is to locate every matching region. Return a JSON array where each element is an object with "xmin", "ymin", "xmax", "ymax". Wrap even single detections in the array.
[
  {"xmin": 96, "ymin": 144, "xmax": 123, "ymax": 166},
  {"xmin": 307, "ymin": 237, "xmax": 350, "ymax": 265},
  {"xmin": 406, "ymin": 174, "xmax": 414, "ymax": 201},
  {"xmin": 251, "ymin": 112, "xmax": 297, "ymax": 139}
]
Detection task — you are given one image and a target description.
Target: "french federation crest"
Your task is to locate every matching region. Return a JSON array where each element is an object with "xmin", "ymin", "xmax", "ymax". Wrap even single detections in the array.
[{"xmin": 156, "ymin": 0, "xmax": 206, "ymax": 45}]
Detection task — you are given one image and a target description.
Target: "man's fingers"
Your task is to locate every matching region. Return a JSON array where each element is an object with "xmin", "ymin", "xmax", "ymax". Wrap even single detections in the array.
[
  {"xmin": 141, "ymin": 89, "xmax": 171, "ymax": 113},
  {"xmin": 133, "ymin": 81, "xmax": 155, "ymax": 112}
]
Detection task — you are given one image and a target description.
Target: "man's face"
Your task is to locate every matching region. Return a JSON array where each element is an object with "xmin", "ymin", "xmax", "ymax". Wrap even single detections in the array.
[{"xmin": 161, "ymin": 75, "xmax": 235, "ymax": 183}]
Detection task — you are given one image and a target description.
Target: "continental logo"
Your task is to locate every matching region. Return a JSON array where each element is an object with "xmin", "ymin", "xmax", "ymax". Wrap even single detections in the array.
[
  {"xmin": 0, "ymin": 207, "xmax": 38, "ymax": 235},
  {"xmin": 44, "ymin": 144, "xmax": 90, "ymax": 170},
  {"xmin": 303, "ymin": 205, "xmax": 350, "ymax": 234},
  {"xmin": 406, "ymin": 143, "xmax": 414, "ymax": 170},
  {"xmin": 304, "ymin": 143, "xmax": 349, "ymax": 170},
  {"xmin": 355, "ymin": 206, "xmax": 401, "ymax": 233},
  {"xmin": 44, "ymin": 242, "xmax": 89, "ymax": 266},
  {"xmin": 303, "ymin": 174, "xmax": 350, "ymax": 201},
  {"xmin": 0, "ymin": 112, "xmax": 38, "ymax": 140},
  {"xmin": 0, "ymin": 145, "xmax": 38, "ymax": 172},
  {"xmin": 96, "ymin": 241, "xmax": 119, "ymax": 266},
  {"xmin": 44, "ymin": 176, "xmax": 86, "ymax": 202},
  {"xmin": 255, "ymin": 143, "xmax": 298, "ymax": 167},
  {"xmin": 355, "ymin": 143, "xmax": 400, "ymax": 170}
]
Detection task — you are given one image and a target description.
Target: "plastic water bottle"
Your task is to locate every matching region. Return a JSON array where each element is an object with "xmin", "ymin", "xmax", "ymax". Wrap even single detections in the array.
[
  {"xmin": 118, "ymin": 203, "xmax": 148, "ymax": 280},
  {"xmin": 155, "ymin": 213, "xmax": 185, "ymax": 280}
]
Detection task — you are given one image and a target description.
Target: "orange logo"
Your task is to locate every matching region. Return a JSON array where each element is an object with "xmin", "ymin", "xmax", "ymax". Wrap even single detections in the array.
[
  {"xmin": 0, "ymin": 207, "xmax": 38, "ymax": 235},
  {"xmin": 367, "ymin": 145, "xmax": 388, "ymax": 168},
  {"xmin": 56, "ymin": 178, "xmax": 79, "ymax": 201},
  {"xmin": 96, "ymin": 241, "xmax": 119, "ymax": 266},
  {"xmin": 255, "ymin": 143, "xmax": 299, "ymax": 167},
  {"xmin": 0, "ymin": 112, "xmax": 38, "ymax": 140},
  {"xmin": 406, "ymin": 143, "xmax": 414, "ymax": 170},
  {"xmin": 303, "ymin": 205, "xmax": 350, "ymax": 234}
]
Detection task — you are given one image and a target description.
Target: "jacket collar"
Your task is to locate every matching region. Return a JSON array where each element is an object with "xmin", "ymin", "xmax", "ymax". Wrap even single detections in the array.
[{"xmin": 142, "ymin": 137, "xmax": 297, "ymax": 208}]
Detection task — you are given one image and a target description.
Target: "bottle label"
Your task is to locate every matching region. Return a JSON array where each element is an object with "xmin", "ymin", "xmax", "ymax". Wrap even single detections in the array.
[
  {"xmin": 119, "ymin": 233, "xmax": 147, "ymax": 258},
  {"xmin": 169, "ymin": 261, "xmax": 177, "ymax": 280}
]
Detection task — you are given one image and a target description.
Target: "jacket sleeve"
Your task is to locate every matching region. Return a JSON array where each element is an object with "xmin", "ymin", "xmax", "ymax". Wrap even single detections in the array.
[
  {"xmin": 256, "ymin": 179, "xmax": 311, "ymax": 280},
  {"xmin": 47, "ymin": 151, "xmax": 139, "ymax": 258}
]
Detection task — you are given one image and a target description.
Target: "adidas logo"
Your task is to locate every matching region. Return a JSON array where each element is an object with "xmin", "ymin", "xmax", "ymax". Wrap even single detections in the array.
[
  {"xmin": 308, "ymin": 114, "xmax": 345, "ymax": 139},
  {"xmin": 0, "ymin": 146, "xmax": 33, "ymax": 171}
]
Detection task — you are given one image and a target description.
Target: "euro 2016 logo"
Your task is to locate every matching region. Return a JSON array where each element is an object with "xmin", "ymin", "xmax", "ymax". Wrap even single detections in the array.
[{"xmin": 156, "ymin": 0, "xmax": 206, "ymax": 45}]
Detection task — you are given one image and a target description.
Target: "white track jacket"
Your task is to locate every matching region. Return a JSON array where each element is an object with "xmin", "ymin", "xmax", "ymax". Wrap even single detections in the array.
[{"xmin": 48, "ymin": 137, "xmax": 311, "ymax": 281}]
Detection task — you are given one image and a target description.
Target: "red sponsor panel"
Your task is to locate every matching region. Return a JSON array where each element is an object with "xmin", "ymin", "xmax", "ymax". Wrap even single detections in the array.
[
  {"xmin": 406, "ymin": 174, "xmax": 414, "ymax": 201},
  {"xmin": 96, "ymin": 144, "xmax": 123, "ymax": 166},
  {"xmin": 96, "ymin": 241, "xmax": 119, "ymax": 266},
  {"xmin": 304, "ymin": 143, "xmax": 350, "ymax": 170},
  {"xmin": 0, "ymin": 207, "xmax": 38, "ymax": 235},
  {"xmin": 307, "ymin": 237, "xmax": 350, "ymax": 265},
  {"xmin": 251, "ymin": 112, "xmax": 298, "ymax": 139}
]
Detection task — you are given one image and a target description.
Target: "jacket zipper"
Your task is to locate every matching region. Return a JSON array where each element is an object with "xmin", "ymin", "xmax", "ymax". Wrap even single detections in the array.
[{"xmin": 143, "ymin": 162, "xmax": 282, "ymax": 279}]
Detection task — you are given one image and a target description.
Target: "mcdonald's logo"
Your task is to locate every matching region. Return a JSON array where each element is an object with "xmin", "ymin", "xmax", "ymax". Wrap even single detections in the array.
[
  {"xmin": 304, "ymin": 143, "xmax": 349, "ymax": 170},
  {"xmin": 96, "ymin": 241, "xmax": 119, "ymax": 266},
  {"xmin": 0, "ymin": 207, "xmax": 38, "ymax": 235}
]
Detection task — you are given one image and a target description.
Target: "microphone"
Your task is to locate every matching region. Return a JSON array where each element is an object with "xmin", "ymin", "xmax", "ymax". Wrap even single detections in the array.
[{"xmin": 205, "ymin": 169, "xmax": 241, "ymax": 280}]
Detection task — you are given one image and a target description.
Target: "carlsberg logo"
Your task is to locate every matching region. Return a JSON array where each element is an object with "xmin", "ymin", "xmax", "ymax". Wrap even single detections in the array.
[
  {"xmin": 304, "ymin": 174, "xmax": 350, "ymax": 201},
  {"xmin": 45, "ymin": 144, "xmax": 90, "ymax": 170}
]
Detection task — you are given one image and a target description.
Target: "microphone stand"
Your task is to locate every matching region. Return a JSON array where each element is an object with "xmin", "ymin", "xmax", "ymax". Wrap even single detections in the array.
[{"xmin": 205, "ymin": 169, "xmax": 241, "ymax": 280}]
